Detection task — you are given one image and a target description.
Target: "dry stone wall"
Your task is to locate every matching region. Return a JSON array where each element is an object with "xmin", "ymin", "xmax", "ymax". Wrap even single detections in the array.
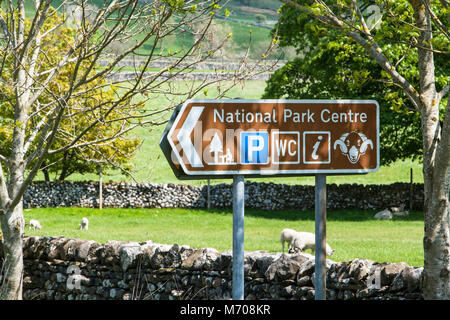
[
  {"xmin": 98, "ymin": 58, "xmax": 285, "ymax": 73},
  {"xmin": 0, "ymin": 237, "xmax": 423, "ymax": 300},
  {"xmin": 109, "ymin": 71, "xmax": 272, "ymax": 82},
  {"xmin": 23, "ymin": 181, "xmax": 424, "ymax": 211}
]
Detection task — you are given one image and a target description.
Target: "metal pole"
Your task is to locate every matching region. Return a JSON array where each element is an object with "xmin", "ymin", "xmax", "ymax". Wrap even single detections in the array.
[
  {"xmin": 99, "ymin": 165, "xmax": 103, "ymax": 210},
  {"xmin": 232, "ymin": 175, "xmax": 245, "ymax": 300},
  {"xmin": 409, "ymin": 168, "xmax": 413, "ymax": 211},
  {"xmin": 207, "ymin": 179, "xmax": 211, "ymax": 210},
  {"xmin": 314, "ymin": 174, "xmax": 327, "ymax": 300}
]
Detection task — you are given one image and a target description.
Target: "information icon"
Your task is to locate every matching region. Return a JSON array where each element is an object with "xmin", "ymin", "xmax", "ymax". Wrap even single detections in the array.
[{"xmin": 303, "ymin": 131, "xmax": 331, "ymax": 164}]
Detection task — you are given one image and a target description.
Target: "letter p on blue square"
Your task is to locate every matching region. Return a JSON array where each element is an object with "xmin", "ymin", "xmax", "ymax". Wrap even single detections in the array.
[{"xmin": 240, "ymin": 131, "xmax": 269, "ymax": 164}]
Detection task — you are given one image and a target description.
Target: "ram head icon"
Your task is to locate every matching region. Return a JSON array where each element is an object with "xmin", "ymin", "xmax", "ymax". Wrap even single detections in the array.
[{"xmin": 333, "ymin": 132, "xmax": 373, "ymax": 164}]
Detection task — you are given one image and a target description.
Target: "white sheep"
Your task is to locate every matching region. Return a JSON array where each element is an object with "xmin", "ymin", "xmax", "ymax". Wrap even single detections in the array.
[
  {"xmin": 29, "ymin": 219, "xmax": 42, "ymax": 230},
  {"xmin": 79, "ymin": 217, "xmax": 89, "ymax": 230},
  {"xmin": 280, "ymin": 228, "xmax": 299, "ymax": 252},
  {"xmin": 291, "ymin": 231, "xmax": 335, "ymax": 256}
]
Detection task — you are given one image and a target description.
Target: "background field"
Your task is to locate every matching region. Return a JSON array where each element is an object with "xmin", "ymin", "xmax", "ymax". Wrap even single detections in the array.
[
  {"xmin": 28, "ymin": 79, "xmax": 425, "ymax": 269},
  {"xmin": 21, "ymin": 1, "xmax": 425, "ymax": 269},
  {"xmin": 34, "ymin": 79, "xmax": 424, "ymax": 186},
  {"xmin": 24, "ymin": 207, "xmax": 424, "ymax": 267},
  {"xmin": 20, "ymin": 1, "xmax": 423, "ymax": 186},
  {"xmin": 21, "ymin": 0, "xmax": 288, "ymax": 60}
]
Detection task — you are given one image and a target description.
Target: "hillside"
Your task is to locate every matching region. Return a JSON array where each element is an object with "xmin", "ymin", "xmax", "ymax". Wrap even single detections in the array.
[
  {"xmin": 220, "ymin": 0, "xmax": 281, "ymax": 25},
  {"xmin": 18, "ymin": 0, "xmax": 287, "ymax": 60}
]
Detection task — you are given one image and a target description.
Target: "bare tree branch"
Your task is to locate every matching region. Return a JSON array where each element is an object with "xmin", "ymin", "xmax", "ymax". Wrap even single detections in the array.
[
  {"xmin": 420, "ymin": 0, "xmax": 450, "ymax": 41},
  {"xmin": 438, "ymin": 85, "xmax": 450, "ymax": 102},
  {"xmin": 280, "ymin": 0, "xmax": 422, "ymax": 110}
]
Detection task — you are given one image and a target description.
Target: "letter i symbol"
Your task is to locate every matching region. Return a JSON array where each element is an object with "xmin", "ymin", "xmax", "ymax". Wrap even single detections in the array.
[{"xmin": 312, "ymin": 136, "xmax": 323, "ymax": 160}]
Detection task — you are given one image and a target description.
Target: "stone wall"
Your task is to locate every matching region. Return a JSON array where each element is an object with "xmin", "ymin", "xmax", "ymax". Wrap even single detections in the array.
[
  {"xmin": 0, "ymin": 237, "xmax": 423, "ymax": 300},
  {"xmin": 98, "ymin": 58, "xmax": 285, "ymax": 73},
  {"xmin": 23, "ymin": 181, "xmax": 424, "ymax": 211},
  {"xmin": 109, "ymin": 71, "xmax": 271, "ymax": 82}
]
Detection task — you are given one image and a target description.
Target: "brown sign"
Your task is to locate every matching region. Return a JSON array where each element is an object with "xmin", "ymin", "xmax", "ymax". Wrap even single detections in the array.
[{"xmin": 165, "ymin": 99, "xmax": 379, "ymax": 176}]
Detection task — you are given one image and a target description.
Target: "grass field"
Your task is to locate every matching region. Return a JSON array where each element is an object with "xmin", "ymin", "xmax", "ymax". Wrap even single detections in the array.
[
  {"xmin": 34, "ymin": 79, "xmax": 425, "ymax": 186},
  {"xmin": 26, "ymin": 68, "xmax": 425, "ymax": 270},
  {"xmin": 16, "ymin": 0, "xmax": 426, "ymax": 272},
  {"xmin": 21, "ymin": 0, "xmax": 282, "ymax": 60},
  {"xmin": 19, "ymin": 1, "xmax": 424, "ymax": 186},
  {"xmin": 24, "ymin": 207, "xmax": 425, "ymax": 267}
]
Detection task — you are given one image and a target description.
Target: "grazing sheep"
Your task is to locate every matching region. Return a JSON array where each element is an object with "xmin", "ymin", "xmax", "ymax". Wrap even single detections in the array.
[
  {"xmin": 291, "ymin": 232, "xmax": 335, "ymax": 256},
  {"xmin": 390, "ymin": 204, "xmax": 409, "ymax": 217},
  {"xmin": 374, "ymin": 209, "xmax": 392, "ymax": 220},
  {"xmin": 390, "ymin": 204, "xmax": 405, "ymax": 213},
  {"xmin": 280, "ymin": 228, "xmax": 299, "ymax": 252},
  {"xmin": 29, "ymin": 219, "xmax": 42, "ymax": 230},
  {"xmin": 79, "ymin": 217, "xmax": 89, "ymax": 230}
]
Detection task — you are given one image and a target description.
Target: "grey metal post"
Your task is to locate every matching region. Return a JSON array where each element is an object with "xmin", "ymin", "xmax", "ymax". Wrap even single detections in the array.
[
  {"xmin": 99, "ymin": 165, "xmax": 103, "ymax": 210},
  {"xmin": 409, "ymin": 168, "xmax": 413, "ymax": 211},
  {"xmin": 314, "ymin": 174, "xmax": 327, "ymax": 300},
  {"xmin": 207, "ymin": 179, "xmax": 211, "ymax": 210},
  {"xmin": 232, "ymin": 175, "xmax": 245, "ymax": 300}
]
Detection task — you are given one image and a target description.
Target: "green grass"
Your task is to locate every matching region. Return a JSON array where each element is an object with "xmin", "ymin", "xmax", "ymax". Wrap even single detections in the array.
[
  {"xmin": 34, "ymin": 79, "xmax": 425, "ymax": 186},
  {"xmin": 24, "ymin": 207, "xmax": 425, "ymax": 267},
  {"xmin": 19, "ymin": 3, "xmax": 421, "ymax": 186},
  {"xmin": 20, "ymin": 1, "xmax": 279, "ymax": 60}
]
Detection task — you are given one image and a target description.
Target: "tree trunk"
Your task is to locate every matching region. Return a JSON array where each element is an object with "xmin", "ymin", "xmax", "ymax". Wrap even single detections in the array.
[
  {"xmin": 43, "ymin": 168, "xmax": 50, "ymax": 182},
  {"xmin": 410, "ymin": 0, "xmax": 450, "ymax": 299},
  {"xmin": 421, "ymin": 108, "xmax": 450, "ymax": 300},
  {"xmin": 58, "ymin": 151, "xmax": 70, "ymax": 181},
  {"xmin": 0, "ymin": 204, "xmax": 25, "ymax": 300},
  {"xmin": 423, "ymin": 184, "xmax": 450, "ymax": 300}
]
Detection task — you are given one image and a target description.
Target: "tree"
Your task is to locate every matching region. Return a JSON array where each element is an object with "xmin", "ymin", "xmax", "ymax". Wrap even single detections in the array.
[
  {"xmin": 0, "ymin": 0, "xmax": 276, "ymax": 299},
  {"xmin": 191, "ymin": 18, "xmax": 236, "ymax": 59},
  {"xmin": 262, "ymin": 4, "xmax": 447, "ymax": 164},
  {"xmin": 254, "ymin": 13, "xmax": 267, "ymax": 24},
  {"xmin": 278, "ymin": 0, "xmax": 449, "ymax": 299},
  {"xmin": 0, "ymin": 12, "xmax": 141, "ymax": 181}
]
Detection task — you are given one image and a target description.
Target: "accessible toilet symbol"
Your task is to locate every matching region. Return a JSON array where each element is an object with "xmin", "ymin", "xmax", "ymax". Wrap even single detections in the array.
[{"xmin": 303, "ymin": 131, "xmax": 331, "ymax": 164}]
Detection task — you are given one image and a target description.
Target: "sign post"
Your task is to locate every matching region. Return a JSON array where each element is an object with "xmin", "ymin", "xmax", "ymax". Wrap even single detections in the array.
[
  {"xmin": 314, "ymin": 174, "xmax": 327, "ymax": 300},
  {"xmin": 232, "ymin": 175, "xmax": 245, "ymax": 300},
  {"xmin": 160, "ymin": 99, "xmax": 379, "ymax": 300}
]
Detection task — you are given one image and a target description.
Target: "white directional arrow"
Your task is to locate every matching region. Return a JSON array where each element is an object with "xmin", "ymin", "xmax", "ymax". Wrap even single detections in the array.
[{"xmin": 177, "ymin": 106, "xmax": 204, "ymax": 167}]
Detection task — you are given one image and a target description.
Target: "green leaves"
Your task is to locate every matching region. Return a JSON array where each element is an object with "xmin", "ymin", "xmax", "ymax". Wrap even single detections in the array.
[
  {"xmin": 263, "ymin": 0, "xmax": 450, "ymax": 164},
  {"xmin": 187, "ymin": 4, "xmax": 198, "ymax": 13},
  {"xmin": 163, "ymin": 0, "xmax": 186, "ymax": 11},
  {"xmin": 0, "ymin": 10, "xmax": 141, "ymax": 180}
]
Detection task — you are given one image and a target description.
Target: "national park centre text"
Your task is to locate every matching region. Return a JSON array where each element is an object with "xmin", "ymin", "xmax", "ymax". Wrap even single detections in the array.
[{"xmin": 213, "ymin": 108, "xmax": 368, "ymax": 124}]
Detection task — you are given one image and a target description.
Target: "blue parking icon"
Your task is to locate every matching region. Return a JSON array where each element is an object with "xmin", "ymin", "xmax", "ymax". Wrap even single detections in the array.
[{"xmin": 240, "ymin": 131, "xmax": 269, "ymax": 164}]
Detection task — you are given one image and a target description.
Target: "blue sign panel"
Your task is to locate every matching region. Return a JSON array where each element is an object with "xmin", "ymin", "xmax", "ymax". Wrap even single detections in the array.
[{"xmin": 240, "ymin": 131, "xmax": 269, "ymax": 164}]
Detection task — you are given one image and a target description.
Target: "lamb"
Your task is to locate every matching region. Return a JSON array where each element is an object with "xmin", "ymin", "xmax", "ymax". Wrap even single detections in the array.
[
  {"xmin": 291, "ymin": 232, "xmax": 335, "ymax": 256},
  {"xmin": 29, "ymin": 219, "xmax": 42, "ymax": 230},
  {"xmin": 79, "ymin": 217, "xmax": 89, "ymax": 230},
  {"xmin": 280, "ymin": 228, "xmax": 299, "ymax": 252}
]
